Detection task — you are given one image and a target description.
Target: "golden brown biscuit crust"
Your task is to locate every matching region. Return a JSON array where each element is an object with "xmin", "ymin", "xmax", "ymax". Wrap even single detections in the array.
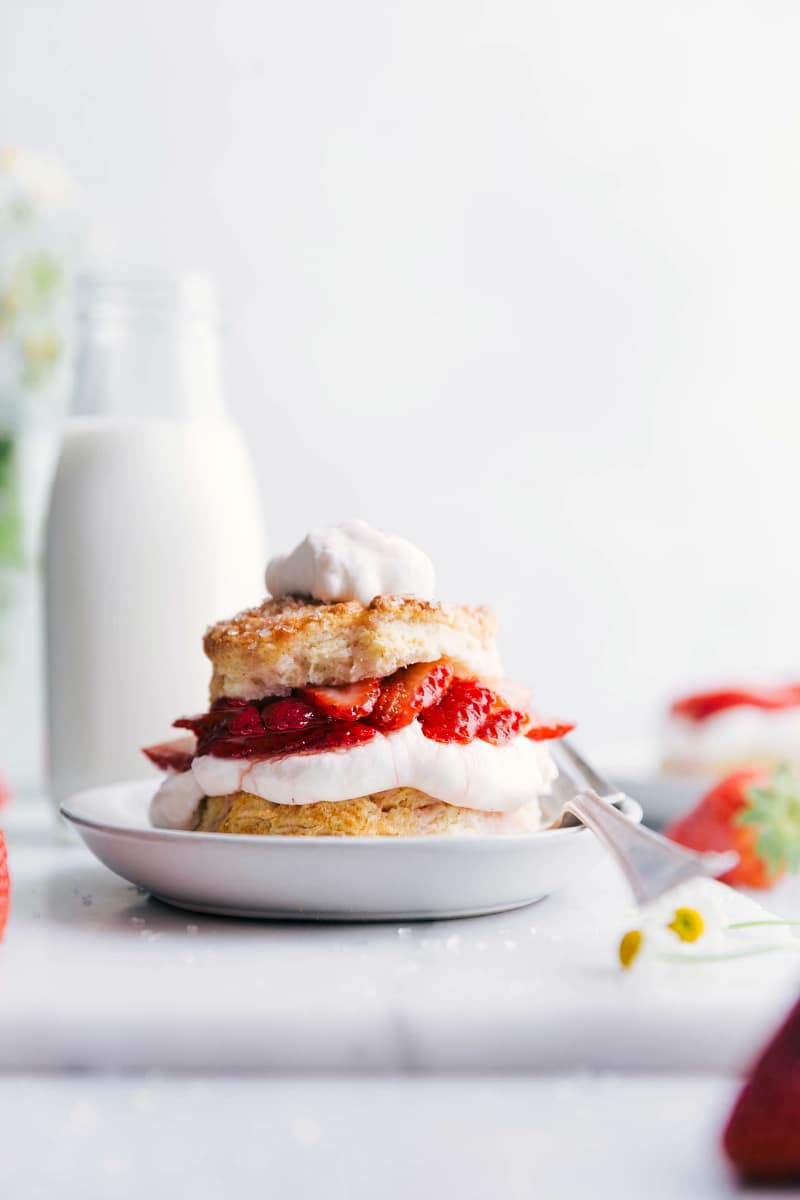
[
  {"xmin": 194, "ymin": 787, "xmax": 514, "ymax": 836},
  {"xmin": 204, "ymin": 594, "xmax": 502, "ymax": 699}
]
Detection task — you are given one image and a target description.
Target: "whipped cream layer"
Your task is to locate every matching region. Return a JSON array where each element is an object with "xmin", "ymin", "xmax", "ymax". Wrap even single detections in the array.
[
  {"xmin": 664, "ymin": 707, "xmax": 800, "ymax": 774},
  {"xmin": 265, "ymin": 520, "xmax": 436, "ymax": 606},
  {"xmin": 151, "ymin": 770, "xmax": 206, "ymax": 830},
  {"xmin": 151, "ymin": 722, "xmax": 556, "ymax": 830}
]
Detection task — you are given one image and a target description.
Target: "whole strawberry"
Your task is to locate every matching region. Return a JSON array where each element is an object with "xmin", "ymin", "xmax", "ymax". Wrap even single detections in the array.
[
  {"xmin": 724, "ymin": 995, "xmax": 800, "ymax": 1180},
  {"xmin": 665, "ymin": 765, "xmax": 800, "ymax": 889}
]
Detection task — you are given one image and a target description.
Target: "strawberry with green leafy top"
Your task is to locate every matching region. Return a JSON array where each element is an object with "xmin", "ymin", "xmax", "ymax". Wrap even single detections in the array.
[{"xmin": 665, "ymin": 766, "xmax": 800, "ymax": 889}]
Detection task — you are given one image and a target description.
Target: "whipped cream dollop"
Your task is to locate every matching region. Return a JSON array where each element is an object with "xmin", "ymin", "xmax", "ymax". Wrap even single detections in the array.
[
  {"xmin": 265, "ymin": 520, "xmax": 436, "ymax": 606},
  {"xmin": 150, "ymin": 722, "xmax": 557, "ymax": 829}
]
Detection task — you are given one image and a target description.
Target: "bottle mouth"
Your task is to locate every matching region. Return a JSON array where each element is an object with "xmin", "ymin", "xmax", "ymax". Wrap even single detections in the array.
[
  {"xmin": 72, "ymin": 269, "xmax": 226, "ymax": 420},
  {"xmin": 77, "ymin": 271, "xmax": 219, "ymax": 327}
]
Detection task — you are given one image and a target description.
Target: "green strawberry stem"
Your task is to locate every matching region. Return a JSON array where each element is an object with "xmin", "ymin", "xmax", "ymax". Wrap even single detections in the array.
[
  {"xmin": 0, "ymin": 433, "xmax": 23, "ymax": 568},
  {"xmin": 737, "ymin": 765, "xmax": 800, "ymax": 875}
]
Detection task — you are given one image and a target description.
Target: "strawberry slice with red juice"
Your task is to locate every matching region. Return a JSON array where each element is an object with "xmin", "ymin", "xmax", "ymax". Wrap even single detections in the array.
[
  {"xmin": 300, "ymin": 679, "xmax": 381, "ymax": 722},
  {"xmin": 369, "ymin": 660, "xmax": 454, "ymax": 731},
  {"xmin": 174, "ymin": 698, "xmax": 255, "ymax": 755},
  {"xmin": 524, "ymin": 720, "xmax": 576, "ymax": 742},
  {"xmin": 141, "ymin": 736, "xmax": 196, "ymax": 773},
  {"xmin": 200, "ymin": 721, "xmax": 378, "ymax": 759},
  {"xmin": 479, "ymin": 705, "xmax": 575, "ymax": 746},
  {"xmin": 420, "ymin": 679, "xmax": 495, "ymax": 744},
  {"xmin": 147, "ymin": 669, "xmax": 574, "ymax": 763},
  {"xmin": 261, "ymin": 697, "xmax": 324, "ymax": 732},
  {"xmin": 479, "ymin": 709, "xmax": 527, "ymax": 746},
  {"xmin": 225, "ymin": 705, "xmax": 266, "ymax": 737},
  {"xmin": 169, "ymin": 691, "xmax": 376, "ymax": 759}
]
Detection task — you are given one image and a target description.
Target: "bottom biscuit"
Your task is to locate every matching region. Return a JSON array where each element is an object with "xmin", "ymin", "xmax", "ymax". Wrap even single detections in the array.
[{"xmin": 195, "ymin": 787, "xmax": 541, "ymax": 836}]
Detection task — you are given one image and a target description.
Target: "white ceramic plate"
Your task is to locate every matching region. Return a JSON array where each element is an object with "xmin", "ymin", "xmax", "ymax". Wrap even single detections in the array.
[{"xmin": 61, "ymin": 781, "xmax": 642, "ymax": 921}]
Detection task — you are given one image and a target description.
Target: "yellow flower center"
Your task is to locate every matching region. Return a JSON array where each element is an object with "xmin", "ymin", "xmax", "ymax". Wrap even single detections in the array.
[
  {"xmin": 668, "ymin": 907, "xmax": 704, "ymax": 943},
  {"xmin": 619, "ymin": 929, "xmax": 643, "ymax": 969}
]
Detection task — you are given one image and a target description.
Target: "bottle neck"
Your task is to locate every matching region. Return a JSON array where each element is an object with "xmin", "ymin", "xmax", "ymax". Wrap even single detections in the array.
[{"xmin": 73, "ymin": 273, "xmax": 226, "ymax": 421}]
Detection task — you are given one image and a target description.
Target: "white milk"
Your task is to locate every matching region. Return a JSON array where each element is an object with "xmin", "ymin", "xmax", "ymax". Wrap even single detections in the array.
[
  {"xmin": 45, "ymin": 417, "xmax": 265, "ymax": 803},
  {"xmin": 44, "ymin": 274, "xmax": 266, "ymax": 804}
]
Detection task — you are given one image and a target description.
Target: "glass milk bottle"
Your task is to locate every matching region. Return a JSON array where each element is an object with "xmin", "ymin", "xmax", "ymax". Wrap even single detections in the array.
[{"xmin": 44, "ymin": 273, "xmax": 266, "ymax": 807}]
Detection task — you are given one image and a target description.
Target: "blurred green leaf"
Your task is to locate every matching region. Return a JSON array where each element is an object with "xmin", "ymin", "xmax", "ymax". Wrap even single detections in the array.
[{"xmin": 0, "ymin": 435, "xmax": 23, "ymax": 566}]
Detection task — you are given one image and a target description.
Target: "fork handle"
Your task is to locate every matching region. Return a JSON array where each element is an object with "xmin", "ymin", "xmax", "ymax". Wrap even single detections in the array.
[{"xmin": 564, "ymin": 790, "xmax": 739, "ymax": 907}]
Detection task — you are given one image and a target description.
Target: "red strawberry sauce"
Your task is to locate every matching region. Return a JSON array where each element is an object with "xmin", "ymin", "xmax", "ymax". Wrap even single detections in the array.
[{"xmin": 143, "ymin": 661, "xmax": 574, "ymax": 769}]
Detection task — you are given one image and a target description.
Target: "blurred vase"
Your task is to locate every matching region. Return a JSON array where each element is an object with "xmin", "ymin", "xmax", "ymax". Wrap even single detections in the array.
[
  {"xmin": 0, "ymin": 416, "xmax": 60, "ymax": 794},
  {"xmin": 0, "ymin": 147, "xmax": 82, "ymax": 796}
]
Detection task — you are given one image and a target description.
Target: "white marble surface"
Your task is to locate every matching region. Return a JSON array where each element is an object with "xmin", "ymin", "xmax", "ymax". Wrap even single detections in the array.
[
  {"xmin": 3, "ymin": 800, "xmax": 800, "ymax": 1073},
  {"xmin": 0, "ymin": 1073, "xmax": 762, "ymax": 1200}
]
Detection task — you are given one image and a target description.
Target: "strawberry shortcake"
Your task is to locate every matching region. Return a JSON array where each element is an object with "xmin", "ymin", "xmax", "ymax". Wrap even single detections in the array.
[
  {"xmin": 143, "ymin": 521, "xmax": 572, "ymax": 837},
  {"xmin": 663, "ymin": 683, "xmax": 800, "ymax": 779}
]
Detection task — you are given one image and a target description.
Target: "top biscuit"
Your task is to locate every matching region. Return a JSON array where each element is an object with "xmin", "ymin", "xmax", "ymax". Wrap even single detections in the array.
[{"xmin": 204, "ymin": 594, "xmax": 502, "ymax": 699}]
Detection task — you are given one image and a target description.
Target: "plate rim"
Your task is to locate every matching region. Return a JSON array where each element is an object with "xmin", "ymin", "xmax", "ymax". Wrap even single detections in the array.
[{"xmin": 60, "ymin": 779, "xmax": 643, "ymax": 849}]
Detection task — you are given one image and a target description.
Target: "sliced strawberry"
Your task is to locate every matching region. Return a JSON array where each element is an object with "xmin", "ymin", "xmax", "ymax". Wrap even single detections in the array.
[
  {"xmin": 0, "ymin": 830, "xmax": 8, "ymax": 941},
  {"xmin": 525, "ymin": 721, "xmax": 576, "ymax": 742},
  {"xmin": 211, "ymin": 696, "xmax": 250, "ymax": 710},
  {"xmin": 0, "ymin": 771, "xmax": 8, "ymax": 809},
  {"xmin": 295, "ymin": 722, "xmax": 377, "ymax": 755},
  {"xmin": 479, "ymin": 709, "xmax": 527, "ymax": 746},
  {"xmin": 226, "ymin": 705, "xmax": 265, "ymax": 737},
  {"xmin": 173, "ymin": 713, "xmax": 210, "ymax": 735},
  {"xmin": 204, "ymin": 721, "xmax": 377, "ymax": 760},
  {"xmin": 198, "ymin": 732, "xmax": 287, "ymax": 758},
  {"xmin": 174, "ymin": 717, "xmax": 222, "ymax": 757},
  {"xmin": 172, "ymin": 697, "xmax": 245, "ymax": 751},
  {"xmin": 261, "ymin": 697, "xmax": 324, "ymax": 732},
  {"xmin": 300, "ymin": 679, "xmax": 382, "ymax": 722},
  {"xmin": 176, "ymin": 700, "xmax": 245, "ymax": 734},
  {"xmin": 724, "ymin": 995, "xmax": 800, "ymax": 1179},
  {"xmin": 420, "ymin": 679, "xmax": 495, "ymax": 744},
  {"xmin": 369, "ymin": 660, "xmax": 454, "ymax": 731},
  {"xmin": 141, "ymin": 736, "xmax": 196, "ymax": 773}
]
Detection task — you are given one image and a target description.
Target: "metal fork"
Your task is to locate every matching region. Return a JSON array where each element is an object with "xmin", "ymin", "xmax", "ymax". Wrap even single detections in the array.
[{"xmin": 547, "ymin": 739, "xmax": 738, "ymax": 906}]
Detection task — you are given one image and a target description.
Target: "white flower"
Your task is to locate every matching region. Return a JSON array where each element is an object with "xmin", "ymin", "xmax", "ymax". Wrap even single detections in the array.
[
  {"xmin": 0, "ymin": 147, "xmax": 84, "ymax": 415},
  {"xmin": 617, "ymin": 877, "xmax": 797, "ymax": 973},
  {"xmin": 0, "ymin": 146, "xmax": 82, "ymax": 216}
]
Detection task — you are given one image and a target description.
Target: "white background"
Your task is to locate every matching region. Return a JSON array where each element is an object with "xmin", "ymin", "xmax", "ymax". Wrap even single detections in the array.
[{"xmin": 3, "ymin": 0, "xmax": 800, "ymax": 752}]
